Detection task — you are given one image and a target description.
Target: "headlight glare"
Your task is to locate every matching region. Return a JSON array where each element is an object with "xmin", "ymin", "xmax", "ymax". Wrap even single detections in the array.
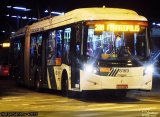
[
  {"xmin": 84, "ymin": 64, "xmax": 98, "ymax": 74},
  {"xmin": 85, "ymin": 65, "xmax": 93, "ymax": 73},
  {"xmin": 144, "ymin": 65, "xmax": 154, "ymax": 75}
]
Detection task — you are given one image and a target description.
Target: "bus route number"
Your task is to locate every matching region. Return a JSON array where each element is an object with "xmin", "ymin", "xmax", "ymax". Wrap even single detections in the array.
[{"xmin": 95, "ymin": 24, "xmax": 105, "ymax": 31}]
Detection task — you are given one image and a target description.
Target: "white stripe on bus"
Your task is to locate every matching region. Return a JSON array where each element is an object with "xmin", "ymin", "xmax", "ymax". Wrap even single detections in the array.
[{"xmin": 47, "ymin": 68, "xmax": 52, "ymax": 89}]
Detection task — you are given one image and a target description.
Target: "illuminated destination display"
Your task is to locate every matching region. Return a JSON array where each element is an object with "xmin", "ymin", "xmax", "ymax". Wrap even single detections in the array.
[
  {"xmin": 95, "ymin": 24, "xmax": 140, "ymax": 32},
  {"xmin": 107, "ymin": 24, "xmax": 140, "ymax": 32}
]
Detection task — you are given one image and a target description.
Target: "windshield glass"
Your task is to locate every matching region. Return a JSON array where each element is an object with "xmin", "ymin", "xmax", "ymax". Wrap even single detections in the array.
[{"xmin": 86, "ymin": 21, "xmax": 149, "ymax": 60}]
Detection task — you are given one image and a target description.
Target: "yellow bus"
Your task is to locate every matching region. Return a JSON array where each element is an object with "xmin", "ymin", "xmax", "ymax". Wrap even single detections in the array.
[{"xmin": 10, "ymin": 7, "xmax": 153, "ymax": 97}]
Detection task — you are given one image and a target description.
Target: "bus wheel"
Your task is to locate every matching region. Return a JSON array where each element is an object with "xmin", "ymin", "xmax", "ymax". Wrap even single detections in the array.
[
  {"xmin": 61, "ymin": 70, "xmax": 70, "ymax": 97},
  {"xmin": 34, "ymin": 71, "xmax": 41, "ymax": 92},
  {"xmin": 61, "ymin": 77, "xmax": 69, "ymax": 97}
]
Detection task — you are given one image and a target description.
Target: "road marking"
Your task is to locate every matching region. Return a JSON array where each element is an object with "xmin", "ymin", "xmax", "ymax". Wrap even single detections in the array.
[
  {"xmin": 119, "ymin": 107, "xmax": 157, "ymax": 111},
  {"xmin": 1, "ymin": 97, "xmax": 25, "ymax": 102},
  {"xmin": 2, "ymin": 96, "xmax": 25, "ymax": 100},
  {"xmin": 38, "ymin": 99, "xmax": 57, "ymax": 101},
  {"xmin": 88, "ymin": 103, "xmax": 116, "ymax": 107},
  {"xmin": 75, "ymin": 113, "xmax": 103, "ymax": 117},
  {"xmin": 114, "ymin": 113, "xmax": 142, "ymax": 117},
  {"xmin": 1, "ymin": 99, "xmax": 14, "ymax": 101},
  {"xmin": 86, "ymin": 105, "xmax": 134, "ymax": 111},
  {"xmin": 81, "ymin": 107, "xmax": 158, "ymax": 117},
  {"xmin": 21, "ymin": 104, "xmax": 30, "ymax": 106},
  {"xmin": 75, "ymin": 110, "xmax": 154, "ymax": 117},
  {"xmin": 1, "ymin": 98, "xmax": 24, "ymax": 101},
  {"xmin": 55, "ymin": 100, "xmax": 69, "ymax": 103},
  {"xmin": 142, "ymin": 99, "xmax": 160, "ymax": 103},
  {"xmin": 104, "ymin": 113, "xmax": 142, "ymax": 117}
]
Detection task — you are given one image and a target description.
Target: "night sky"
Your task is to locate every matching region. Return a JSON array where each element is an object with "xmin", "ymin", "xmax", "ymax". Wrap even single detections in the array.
[
  {"xmin": 0, "ymin": 0, "xmax": 160, "ymax": 40},
  {"xmin": 1, "ymin": 0, "xmax": 158, "ymax": 19}
]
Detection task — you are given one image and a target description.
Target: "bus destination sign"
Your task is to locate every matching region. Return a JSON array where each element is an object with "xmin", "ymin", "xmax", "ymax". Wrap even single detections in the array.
[{"xmin": 95, "ymin": 24, "xmax": 140, "ymax": 32}]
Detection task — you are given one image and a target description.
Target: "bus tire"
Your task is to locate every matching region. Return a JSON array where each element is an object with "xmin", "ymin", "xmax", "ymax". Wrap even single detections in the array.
[
  {"xmin": 34, "ymin": 71, "xmax": 41, "ymax": 92},
  {"xmin": 61, "ymin": 71, "xmax": 70, "ymax": 97}
]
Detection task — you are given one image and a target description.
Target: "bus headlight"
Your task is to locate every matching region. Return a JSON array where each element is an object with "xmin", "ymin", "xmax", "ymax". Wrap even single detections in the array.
[
  {"xmin": 84, "ymin": 64, "xmax": 98, "ymax": 74},
  {"xmin": 144, "ymin": 65, "xmax": 154, "ymax": 75}
]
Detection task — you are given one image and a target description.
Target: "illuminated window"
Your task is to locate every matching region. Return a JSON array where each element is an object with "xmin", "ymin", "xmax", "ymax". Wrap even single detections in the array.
[{"xmin": 63, "ymin": 28, "xmax": 71, "ymax": 64}]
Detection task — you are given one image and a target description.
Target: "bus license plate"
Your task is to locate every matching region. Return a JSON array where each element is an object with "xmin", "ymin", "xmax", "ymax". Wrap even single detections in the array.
[{"xmin": 116, "ymin": 84, "xmax": 128, "ymax": 89}]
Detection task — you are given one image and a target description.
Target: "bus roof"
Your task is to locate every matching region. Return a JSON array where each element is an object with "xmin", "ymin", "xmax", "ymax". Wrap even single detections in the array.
[
  {"xmin": 12, "ymin": 7, "xmax": 148, "ymax": 36},
  {"xmin": 30, "ymin": 7, "xmax": 147, "ymax": 33}
]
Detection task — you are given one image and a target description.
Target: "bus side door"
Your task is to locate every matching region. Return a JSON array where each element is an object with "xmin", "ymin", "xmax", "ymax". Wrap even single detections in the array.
[{"xmin": 71, "ymin": 24, "xmax": 82, "ymax": 89}]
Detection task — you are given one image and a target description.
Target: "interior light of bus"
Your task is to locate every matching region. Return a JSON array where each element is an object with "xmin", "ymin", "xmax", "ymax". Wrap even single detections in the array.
[
  {"xmin": 127, "ymin": 63, "xmax": 132, "ymax": 66},
  {"xmin": 55, "ymin": 58, "xmax": 61, "ymax": 65},
  {"xmin": 107, "ymin": 24, "xmax": 140, "ymax": 32},
  {"xmin": 2, "ymin": 43, "xmax": 10, "ymax": 48}
]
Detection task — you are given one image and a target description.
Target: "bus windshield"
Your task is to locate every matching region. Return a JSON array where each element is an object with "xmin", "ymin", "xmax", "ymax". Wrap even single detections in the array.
[{"xmin": 86, "ymin": 21, "xmax": 149, "ymax": 60}]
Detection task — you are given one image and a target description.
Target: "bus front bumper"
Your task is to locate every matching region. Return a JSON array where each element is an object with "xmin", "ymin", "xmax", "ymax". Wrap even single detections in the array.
[{"xmin": 80, "ymin": 70, "xmax": 152, "ymax": 91}]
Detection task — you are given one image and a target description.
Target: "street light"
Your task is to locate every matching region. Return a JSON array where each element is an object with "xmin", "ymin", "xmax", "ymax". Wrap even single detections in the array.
[
  {"xmin": 13, "ymin": 6, "xmax": 31, "ymax": 11},
  {"xmin": 0, "ymin": 43, "xmax": 10, "ymax": 48}
]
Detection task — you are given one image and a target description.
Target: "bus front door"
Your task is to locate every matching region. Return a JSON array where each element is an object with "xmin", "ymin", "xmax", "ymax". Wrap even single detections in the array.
[{"xmin": 71, "ymin": 25, "xmax": 82, "ymax": 90}]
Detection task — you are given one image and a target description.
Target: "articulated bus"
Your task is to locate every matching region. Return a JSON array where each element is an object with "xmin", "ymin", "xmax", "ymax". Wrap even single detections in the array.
[{"xmin": 10, "ymin": 7, "xmax": 153, "ymax": 97}]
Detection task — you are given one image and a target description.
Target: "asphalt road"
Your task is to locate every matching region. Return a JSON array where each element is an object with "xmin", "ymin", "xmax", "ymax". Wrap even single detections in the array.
[{"xmin": 0, "ymin": 78, "xmax": 160, "ymax": 117}]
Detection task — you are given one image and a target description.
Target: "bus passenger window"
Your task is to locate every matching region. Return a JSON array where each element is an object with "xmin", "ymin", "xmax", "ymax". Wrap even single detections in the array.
[
  {"xmin": 55, "ymin": 30, "xmax": 62, "ymax": 65},
  {"xmin": 47, "ymin": 31, "xmax": 56, "ymax": 65},
  {"xmin": 115, "ymin": 35, "xmax": 123, "ymax": 49},
  {"xmin": 63, "ymin": 28, "xmax": 71, "ymax": 64},
  {"xmin": 76, "ymin": 44, "xmax": 81, "ymax": 55},
  {"xmin": 87, "ymin": 43, "xmax": 93, "ymax": 56},
  {"xmin": 94, "ymin": 42, "xmax": 103, "ymax": 58}
]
